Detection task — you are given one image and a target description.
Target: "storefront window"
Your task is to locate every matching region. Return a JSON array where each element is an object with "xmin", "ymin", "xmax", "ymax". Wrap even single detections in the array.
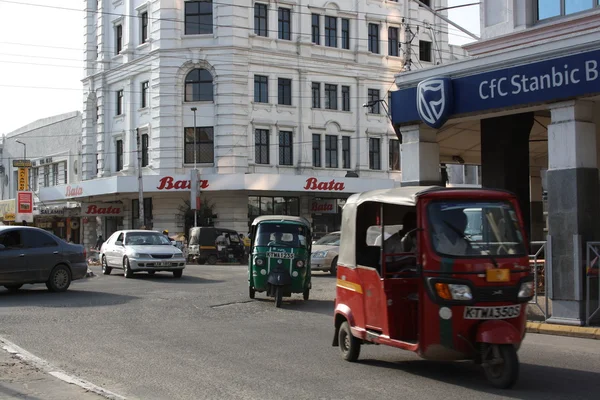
[
  {"xmin": 274, "ymin": 197, "xmax": 286, "ymax": 214},
  {"xmin": 260, "ymin": 197, "xmax": 273, "ymax": 215},
  {"xmin": 248, "ymin": 196, "xmax": 300, "ymax": 227},
  {"xmin": 132, "ymin": 198, "xmax": 153, "ymax": 229}
]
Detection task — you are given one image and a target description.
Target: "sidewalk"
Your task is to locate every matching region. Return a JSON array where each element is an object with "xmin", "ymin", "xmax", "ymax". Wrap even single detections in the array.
[{"xmin": 526, "ymin": 297, "xmax": 600, "ymax": 339}]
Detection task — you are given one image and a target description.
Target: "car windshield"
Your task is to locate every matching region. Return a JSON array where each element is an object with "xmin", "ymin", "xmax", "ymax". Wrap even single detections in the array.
[
  {"xmin": 227, "ymin": 233, "xmax": 240, "ymax": 243},
  {"xmin": 255, "ymin": 223, "xmax": 307, "ymax": 248},
  {"xmin": 314, "ymin": 233, "xmax": 340, "ymax": 246},
  {"xmin": 125, "ymin": 232, "xmax": 172, "ymax": 246},
  {"xmin": 428, "ymin": 200, "xmax": 526, "ymax": 257}
]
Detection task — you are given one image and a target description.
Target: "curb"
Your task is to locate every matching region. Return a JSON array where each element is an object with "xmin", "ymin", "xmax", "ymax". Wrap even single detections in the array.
[{"xmin": 526, "ymin": 321, "xmax": 600, "ymax": 339}]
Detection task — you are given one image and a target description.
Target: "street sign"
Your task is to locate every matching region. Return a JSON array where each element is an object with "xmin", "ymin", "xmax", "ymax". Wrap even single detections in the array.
[
  {"xmin": 12, "ymin": 159, "xmax": 32, "ymax": 168},
  {"xmin": 17, "ymin": 167, "xmax": 29, "ymax": 191},
  {"xmin": 16, "ymin": 191, "xmax": 33, "ymax": 223}
]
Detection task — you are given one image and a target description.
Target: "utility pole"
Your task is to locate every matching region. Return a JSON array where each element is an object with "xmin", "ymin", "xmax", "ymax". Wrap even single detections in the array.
[
  {"xmin": 401, "ymin": 19, "xmax": 419, "ymax": 72},
  {"xmin": 136, "ymin": 128, "xmax": 145, "ymax": 229},
  {"xmin": 191, "ymin": 107, "xmax": 198, "ymax": 228}
]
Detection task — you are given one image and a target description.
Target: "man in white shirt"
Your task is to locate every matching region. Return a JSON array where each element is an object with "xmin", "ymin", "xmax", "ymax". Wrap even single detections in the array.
[{"xmin": 434, "ymin": 209, "xmax": 470, "ymax": 256}]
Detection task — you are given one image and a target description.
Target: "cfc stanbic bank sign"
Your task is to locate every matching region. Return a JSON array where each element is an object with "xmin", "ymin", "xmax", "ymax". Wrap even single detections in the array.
[{"xmin": 391, "ymin": 49, "xmax": 600, "ymax": 128}]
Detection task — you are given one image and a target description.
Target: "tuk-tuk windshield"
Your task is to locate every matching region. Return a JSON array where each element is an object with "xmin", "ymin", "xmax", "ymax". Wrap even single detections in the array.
[
  {"xmin": 255, "ymin": 223, "xmax": 307, "ymax": 248},
  {"xmin": 428, "ymin": 200, "xmax": 526, "ymax": 257}
]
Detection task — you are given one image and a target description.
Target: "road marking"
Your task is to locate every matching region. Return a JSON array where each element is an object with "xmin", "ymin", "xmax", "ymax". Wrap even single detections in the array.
[{"xmin": 0, "ymin": 335, "xmax": 127, "ymax": 400}]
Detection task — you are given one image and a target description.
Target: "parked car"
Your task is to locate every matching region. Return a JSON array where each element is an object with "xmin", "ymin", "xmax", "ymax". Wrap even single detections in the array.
[
  {"xmin": 100, "ymin": 230, "xmax": 186, "ymax": 278},
  {"xmin": 0, "ymin": 226, "xmax": 88, "ymax": 292},
  {"xmin": 311, "ymin": 231, "xmax": 341, "ymax": 275}
]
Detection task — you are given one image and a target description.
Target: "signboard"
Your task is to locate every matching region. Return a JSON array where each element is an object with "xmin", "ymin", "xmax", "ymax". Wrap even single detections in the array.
[
  {"xmin": 310, "ymin": 199, "xmax": 338, "ymax": 214},
  {"xmin": 16, "ymin": 191, "xmax": 34, "ymax": 223},
  {"xmin": 12, "ymin": 159, "xmax": 32, "ymax": 168},
  {"xmin": 18, "ymin": 167, "xmax": 29, "ymax": 191},
  {"xmin": 81, "ymin": 202, "xmax": 124, "ymax": 216},
  {"xmin": 0, "ymin": 199, "xmax": 16, "ymax": 221}
]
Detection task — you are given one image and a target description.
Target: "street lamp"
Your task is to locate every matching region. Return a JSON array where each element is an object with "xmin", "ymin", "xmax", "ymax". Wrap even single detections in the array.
[
  {"xmin": 15, "ymin": 140, "xmax": 27, "ymax": 191},
  {"xmin": 190, "ymin": 107, "xmax": 198, "ymax": 228}
]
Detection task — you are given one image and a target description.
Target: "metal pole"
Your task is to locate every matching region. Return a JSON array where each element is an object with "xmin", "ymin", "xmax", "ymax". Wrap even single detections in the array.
[
  {"xmin": 191, "ymin": 107, "xmax": 198, "ymax": 228},
  {"xmin": 136, "ymin": 128, "xmax": 145, "ymax": 228}
]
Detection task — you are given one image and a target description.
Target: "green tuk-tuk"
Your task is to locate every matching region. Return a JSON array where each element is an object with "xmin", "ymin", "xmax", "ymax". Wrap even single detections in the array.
[{"xmin": 248, "ymin": 216, "xmax": 312, "ymax": 307}]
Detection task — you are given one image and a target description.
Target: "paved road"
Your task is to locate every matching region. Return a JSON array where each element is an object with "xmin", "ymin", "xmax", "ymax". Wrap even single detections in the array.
[{"xmin": 1, "ymin": 264, "xmax": 599, "ymax": 400}]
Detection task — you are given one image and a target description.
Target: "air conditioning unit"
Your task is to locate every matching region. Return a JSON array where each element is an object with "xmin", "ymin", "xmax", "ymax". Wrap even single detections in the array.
[{"xmin": 32, "ymin": 160, "xmax": 37, "ymax": 167}]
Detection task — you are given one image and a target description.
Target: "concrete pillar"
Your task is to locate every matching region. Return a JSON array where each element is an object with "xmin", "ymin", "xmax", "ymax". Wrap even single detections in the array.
[
  {"xmin": 546, "ymin": 100, "xmax": 599, "ymax": 325},
  {"xmin": 530, "ymin": 166, "xmax": 545, "ymax": 242},
  {"xmin": 481, "ymin": 112, "xmax": 533, "ymax": 239},
  {"xmin": 399, "ymin": 124, "xmax": 440, "ymax": 186}
]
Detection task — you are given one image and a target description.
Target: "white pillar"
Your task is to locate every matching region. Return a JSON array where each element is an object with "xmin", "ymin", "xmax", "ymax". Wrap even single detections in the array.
[{"xmin": 400, "ymin": 124, "xmax": 440, "ymax": 186}]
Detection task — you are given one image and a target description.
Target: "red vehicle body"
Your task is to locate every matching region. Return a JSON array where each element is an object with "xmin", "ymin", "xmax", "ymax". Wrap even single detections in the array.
[{"xmin": 332, "ymin": 186, "xmax": 534, "ymax": 389}]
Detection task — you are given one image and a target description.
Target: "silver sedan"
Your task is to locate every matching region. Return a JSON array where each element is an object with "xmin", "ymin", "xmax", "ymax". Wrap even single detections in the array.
[
  {"xmin": 100, "ymin": 230, "xmax": 186, "ymax": 278},
  {"xmin": 310, "ymin": 232, "xmax": 340, "ymax": 276}
]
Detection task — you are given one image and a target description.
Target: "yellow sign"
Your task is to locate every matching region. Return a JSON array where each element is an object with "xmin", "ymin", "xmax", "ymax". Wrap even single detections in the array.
[
  {"xmin": 486, "ymin": 268, "xmax": 510, "ymax": 283},
  {"xmin": 13, "ymin": 159, "xmax": 32, "ymax": 168},
  {"xmin": 3, "ymin": 212, "xmax": 15, "ymax": 222},
  {"xmin": 18, "ymin": 168, "xmax": 29, "ymax": 191},
  {"xmin": 0, "ymin": 199, "xmax": 16, "ymax": 221}
]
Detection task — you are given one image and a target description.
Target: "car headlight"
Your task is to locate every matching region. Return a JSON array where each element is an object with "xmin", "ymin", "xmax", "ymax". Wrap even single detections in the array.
[
  {"xmin": 518, "ymin": 281, "xmax": 534, "ymax": 298},
  {"xmin": 312, "ymin": 251, "xmax": 327, "ymax": 258},
  {"xmin": 130, "ymin": 252, "xmax": 148, "ymax": 258},
  {"xmin": 435, "ymin": 283, "xmax": 473, "ymax": 301}
]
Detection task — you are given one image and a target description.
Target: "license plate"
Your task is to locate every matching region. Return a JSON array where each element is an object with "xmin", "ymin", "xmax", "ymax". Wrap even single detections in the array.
[
  {"xmin": 486, "ymin": 268, "xmax": 509, "ymax": 282},
  {"xmin": 267, "ymin": 252, "xmax": 294, "ymax": 259},
  {"xmin": 464, "ymin": 305, "xmax": 521, "ymax": 320},
  {"xmin": 156, "ymin": 262, "xmax": 170, "ymax": 267}
]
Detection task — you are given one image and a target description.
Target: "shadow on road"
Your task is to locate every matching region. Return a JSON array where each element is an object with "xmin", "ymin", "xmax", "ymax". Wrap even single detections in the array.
[
  {"xmin": 0, "ymin": 288, "xmax": 137, "ymax": 308},
  {"xmin": 357, "ymin": 358, "xmax": 600, "ymax": 399},
  {"xmin": 124, "ymin": 273, "xmax": 225, "ymax": 284},
  {"xmin": 252, "ymin": 297, "xmax": 334, "ymax": 316}
]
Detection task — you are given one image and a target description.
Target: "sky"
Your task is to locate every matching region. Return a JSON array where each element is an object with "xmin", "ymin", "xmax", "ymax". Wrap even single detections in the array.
[{"xmin": 0, "ymin": 0, "xmax": 481, "ymax": 135}]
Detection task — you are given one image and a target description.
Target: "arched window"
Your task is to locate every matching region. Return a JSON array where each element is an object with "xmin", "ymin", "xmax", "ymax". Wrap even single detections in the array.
[{"xmin": 185, "ymin": 68, "xmax": 213, "ymax": 102}]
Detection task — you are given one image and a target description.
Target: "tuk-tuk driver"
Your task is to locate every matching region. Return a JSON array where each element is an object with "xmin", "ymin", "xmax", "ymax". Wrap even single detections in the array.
[
  {"xmin": 384, "ymin": 211, "xmax": 417, "ymax": 254},
  {"xmin": 434, "ymin": 208, "xmax": 470, "ymax": 255},
  {"xmin": 268, "ymin": 232, "xmax": 284, "ymax": 246}
]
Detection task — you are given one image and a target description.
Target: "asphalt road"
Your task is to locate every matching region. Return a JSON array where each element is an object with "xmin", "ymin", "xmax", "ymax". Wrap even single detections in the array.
[{"xmin": 1, "ymin": 264, "xmax": 599, "ymax": 400}]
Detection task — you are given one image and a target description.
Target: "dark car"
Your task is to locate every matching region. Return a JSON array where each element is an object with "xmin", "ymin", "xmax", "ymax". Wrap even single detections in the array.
[{"xmin": 0, "ymin": 226, "xmax": 88, "ymax": 292}]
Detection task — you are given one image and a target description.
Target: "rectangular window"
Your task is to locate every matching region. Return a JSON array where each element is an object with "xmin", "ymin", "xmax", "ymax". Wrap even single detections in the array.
[
  {"xmin": 116, "ymin": 139, "xmax": 123, "ymax": 171},
  {"xmin": 325, "ymin": 16, "xmax": 337, "ymax": 47},
  {"xmin": 254, "ymin": 3, "xmax": 268, "ymax": 37},
  {"xmin": 278, "ymin": 7, "xmax": 291, "ymax": 40},
  {"xmin": 420, "ymin": 0, "xmax": 431, "ymax": 6},
  {"xmin": 278, "ymin": 78, "xmax": 292, "ymax": 105},
  {"xmin": 254, "ymin": 75, "xmax": 268, "ymax": 103},
  {"xmin": 341, "ymin": 18, "xmax": 350, "ymax": 49},
  {"xmin": 311, "ymin": 14, "xmax": 320, "ymax": 44},
  {"xmin": 388, "ymin": 27, "xmax": 399, "ymax": 56},
  {"xmin": 43, "ymin": 165, "xmax": 49, "ymax": 187},
  {"xmin": 52, "ymin": 163, "xmax": 59, "ymax": 186},
  {"xmin": 116, "ymin": 24, "xmax": 122, "ymax": 54},
  {"xmin": 537, "ymin": 0, "xmax": 596, "ymax": 20},
  {"xmin": 185, "ymin": 0, "xmax": 213, "ymax": 35},
  {"xmin": 141, "ymin": 81, "xmax": 149, "ymax": 108},
  {"xmin": 368, "ymin": 88, "xmax": 380, "ymax": 114},
  {"xmin": 312, "ymin": 134, "xmax": 321, "ymax": 167},
  {"xmin": 63, "ymin": 161, "xmax": 67, "ymax": 184},
  {"xmin": 342, "ymin": 136, "xmax": 350, "ymax": 169},
  {"xmin": 312, "ymin": 82, "xmax": 321, "ymax": 108},
  {"xmin": 248, "ymin": 196, "xmax": 300, "ymax": 220},
  {"xmin": 341, "ymin": 85, "xmax": 350, "ymax": 111},
  {"xmin": 184, "ymin": 127, "xmax": 215, "ymax": 164},
  {"xmin": 142, "ymin": 133, "xmax": 149, "ymax": 167},
  {"xmin": 369, "ymin": 138, "xmax": 381, "ymax": 170},
  {"xmin": 132, "ymin": 198, "xmax": 153, "ymax": 229},
  {"xmin": 255, "ymin": 129, "xmax": 270, "ymax": 164},
  {"xmin": 140, "ymin": 11, "xmax": 148, "ymax": 43},
  {"xmin": 116, "ymin": 90, "xmax": 124, "ymax": 115},
  {"xmin": 389, "ymin": 139, "xmax": 400, "ymax": 170},
  {"xmin": 368, "ymin": 23, "xmax": 379, "ymax": 54},
  {"xmin": 325, "ymin": 135, "xmax": 338, "ymax": 168},
  {"xmin": 278, "ymin": 131, "xmax": 293, "ymax": 166},
  {"xmin": 325, "ymin": 84, "xmax": 337, "ymax": 110},
  {"xmin": 32, "ymin": 168, "xmax": 38, "ymax": 191},
  {"xmin": 419, "ymin": 40, "xmax": 432, "ymax": 62}
]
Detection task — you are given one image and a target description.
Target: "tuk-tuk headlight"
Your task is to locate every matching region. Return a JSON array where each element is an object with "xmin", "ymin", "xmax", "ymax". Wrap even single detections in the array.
[
  {"xmin": 256, "ymin": 258, "xmax": 265, "ymax": 266},
  {"xmin": 296, "ymin": 260, "xmax": 305, "ymax": 268},
  {"xmin": 518, "ymin": 281, "xmax": 534, "ymax": 298},
  {"xmin": 435, "ymin": 283, "xmax": 472, "ymax": 301}
]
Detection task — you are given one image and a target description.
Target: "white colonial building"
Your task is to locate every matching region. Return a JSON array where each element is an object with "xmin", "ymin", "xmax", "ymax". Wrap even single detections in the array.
[{"xmin": 39, "ymin": 0, "xmax": 464, "ymax": 244}]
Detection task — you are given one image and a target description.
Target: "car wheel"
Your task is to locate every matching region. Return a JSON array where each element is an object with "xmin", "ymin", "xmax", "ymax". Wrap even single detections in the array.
[
  {"xmin": 207, "ymin": 255, "xmax": 218, "ymax": 265},
  {"xmin": 147, "ymin": 271, "xmax": 156, "ymax": 275},
  {"xmin": 4, "ymin": 284, "xmax": 23, "ymax": 292},
  {"xmin": 330, "ymin": 256, "xmax": 338, "ymax": 276},
  {"xmin": 101, "ymin": 256, "xmax": 112, "ymax": 275},
  {"xmin": 123, "ymin": 257, "xmax": 134, "ymax": 279},
  {"xmin": 173, "ymin": 269, "xmax": 183, "ymax": 278},
  {"xmin": 46, "ymin": 265, "xmax": 72, "ymax": 292}
]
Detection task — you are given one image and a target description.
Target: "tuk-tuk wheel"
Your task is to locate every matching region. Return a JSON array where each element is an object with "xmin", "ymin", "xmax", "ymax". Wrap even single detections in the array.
[
  {"xmin": 207, "ymin": 255, "xmax": 218, "ymax": 265},
  {"xmin": 303, "ymin": 287, "xmax": 310, "ymax": 301},
  {"xmin": 196, "ymin": 258, "xmax": 205, "ymax": 265},
  {"xmin": 482, "ymin": 344, "xmax": 519, "ymax": 389},
  {"xmin": 339, "ymin": 321, "xmax": 360, "ymax": 361},
  {"xmin": 249, "ymin": 286, "xmax": 255, "ymax": 299},
  {"xmin": 275, "ymin": 287, "xmax": 283, "ymax": 308}
]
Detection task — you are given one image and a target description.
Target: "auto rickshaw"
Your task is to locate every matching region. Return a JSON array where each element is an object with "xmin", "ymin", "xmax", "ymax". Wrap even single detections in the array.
[
  {"xmin": 188, "ymin": 227, "xmax": 245, "ymax": 264},
  {"xmin": 248, "ymin": 216, "xmax": 312, "ymax": 307},
  {"xmin": 332, "ymin": 186, "xmax": 534, "ymax": 389}
]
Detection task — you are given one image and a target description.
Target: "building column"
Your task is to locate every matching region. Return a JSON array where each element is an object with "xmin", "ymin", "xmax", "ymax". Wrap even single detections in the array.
[
  {"xmin": 530, "ymin": 166, "xmax": 545, "ymax": 242},
  {"xmin": 399, "ymin": 124, "xmax": 440, "ymax": 186},
  {"xmin": 481, "ymin": 112, "xmax": 533, "ymax": 239},
  {"xmin": 546, "ymin": 100, "xmax": 599, "ymax": 326}
]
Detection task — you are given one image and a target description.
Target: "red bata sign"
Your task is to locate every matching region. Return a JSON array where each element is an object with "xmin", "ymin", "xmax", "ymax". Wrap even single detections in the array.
[
  {"xmin": 65, "ymin": 185, "xmax": 83, "ymax": 197},
  {"xmin": 157, "ymin": 176, "xmax": 209, "ymax": 190},
  {"xmin": 82, "ymin": 203, "xmax": 124, "ymax": 216},
  {"xmin": 303, "ymin": 177, "xmax": 345, "ymax": 191},
  {"xmin": 311, "ymin": 199, "xmax": 337, "ymax": 214}
]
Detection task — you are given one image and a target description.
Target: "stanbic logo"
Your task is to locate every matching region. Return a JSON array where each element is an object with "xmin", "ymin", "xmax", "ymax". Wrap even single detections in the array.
[{"xmin": 416, "ymin": 77, "xmax": 453, "ymax": 129}]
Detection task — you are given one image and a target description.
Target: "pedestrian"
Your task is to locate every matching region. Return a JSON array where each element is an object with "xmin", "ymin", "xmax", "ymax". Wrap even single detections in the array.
[
  {"xmin": 95, "ymin": 234, "xmax": 104, "ymax": 250},
  {"xmin": 162, "ymin": 229, "xmax": 170, "ymax": 240}
]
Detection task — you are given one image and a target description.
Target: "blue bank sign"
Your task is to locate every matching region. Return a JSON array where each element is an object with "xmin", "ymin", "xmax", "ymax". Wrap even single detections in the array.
[{"xmin": 391, "ymin": 48, "xmax": 600, "ymax": 128}]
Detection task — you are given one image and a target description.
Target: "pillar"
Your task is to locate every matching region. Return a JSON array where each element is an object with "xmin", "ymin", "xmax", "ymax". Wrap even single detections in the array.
[
  {"xmin": 481, "ymin": 112, "xmax": 533, "ymax": 239},
  {"xmin": 399, "ymin": 124, "xmax": 440, "ymax": 186},
  {"xmin": 530, "ymin": 166, "xmax": 545, "ymax": 242},
  {"xmin": 546, "ymin": 100, "xmax": 599, "ymax": 325}
]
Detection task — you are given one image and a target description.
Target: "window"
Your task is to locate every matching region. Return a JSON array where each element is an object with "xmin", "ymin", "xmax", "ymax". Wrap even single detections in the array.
[
  {"xmin": 325, "ymin": 16, "xmax": 337, "ymax": 47},
  {"xmin": 368, "ymin": 89, "xmax": 380, "ymax": 114},
  {"xmin": 142, "ymin": 133, "xmax": 149, "ymax": 167},
  {"xmin": 43, "ymin": 165, "xmax": 49, "ymax": 187},
  {"xmin": 248, "ymin": 196, "xmax": 300, "ymax": 221},
  {"xmin": 254, "ymin": 3, "xmax": 268, "ymax": 37},
  {"xmin": 185, "ymin": 0, "xmax": 213, "ymax": 34},
  {"xmin": 312, "ymin": 134, "xmax": 321, "ymax": 167},
  {"xmin": 116, "ymin": 139, "xmax": 123, "ymax": 171},
  {"xmin": 141, "ymin": 81, "xmax": 149, "ymax": 108},
  {"xmin": 132, "ymin": 198, "xmax": 153, "ymax": 229},
  {"xmin": 23, "ymin": 230, "xmax": 57, "ymax": 248},
  {"xmin": 420, "ymin": 0, "xmax": 431, "ymax": 6},
  {"xmin": 278, "ymin": 78, "xmax": 292, "ymax": 105},
  {"xmin": 185, "ymin": 69, "xmax": 213, "ymax": 102},
  {"xmin": 254, "ymin": 75, "xmax": 268, "ymax": 103},
  {"xmin": 0, "ymin": 230, "xmax": 22, "ymax": 249},
  {"xmin": 368, "ymin": 23, "xmax": 379, "ymax": 54},
  {"xmin": 140, "ymin": 11, "xmax": 148, "ymax": 43},
  {"xmin": 116, "ymin": 90, "xmax": 124, "ymax": 115},
  {"xmin": 184, "ymin": 127, "xmax": 214, "ymax": 163},
  {"xmin": 388, "ymin": 27, "xmax": 399, "ymax": 56},
  {"xmin": 312, "ymin": 82, "xmax": 321, "ymax": 108},
  {"xmin": 325, "ymin": 84, "xmax": 337, "ymax": 110},
  {"xmin": 419, "ymin": 40, "xmax": 432, "ymax": 62},
  {"xmin": 279, "ymin": 131, "xmax": 293, "ymax": 166},
  {"xmin": 389, "ymin": 139, "xmax": 400, "ymax": 170},
  {"xmin": 52, "ymin": 163, "xmax": 59, "ymax": 186},
  {"xmin": 342, "ymin": 136, "xmax": 350, "ymax": 169},
  {"xmin": 369, "ymin": 138, "xmax": 381, "ymax": 170},
  {"xmin": 32, "ymin": 168, "xmax": 38, "ymax": 191},
  {"xmin": 341, "ymin": 18, "xmax": 350, "ymax": 49},
  {"xmin": 325, "ymin": 135, "xmax": 338, "ymax": 168},
  {"xmin": 537, "ymin": 0, "xmax": 597, "ymax": 20},
  {"xmin": 115, "ymin": 24, "xmax": 122, "ymax": 54},
  {"xmin": 255, "ymin": 129, "xmax": 270, "ymax": 164},
  {"xmin": 311, "ymin": 14, "xmax": 320, "ymax": 44},
  {"xmin": 278, "ymin": 8, "xmax": 291, "ymax": 40},
  {"xmin": 342, "ymin": 85, "xmax": 350, "ymax": 111},
  {"xmin": 63, "ymin": 161, "xmax": 67, "ymax": 184}
]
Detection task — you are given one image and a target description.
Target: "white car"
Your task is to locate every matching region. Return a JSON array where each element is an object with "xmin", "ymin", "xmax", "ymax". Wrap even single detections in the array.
[
  {"xmin": 311, "ymin": 232, "xmax": 341, "ymax": 275},
  {"xmin": 100, "ymin": 230, "xmax": 186, "ymax": 278}
]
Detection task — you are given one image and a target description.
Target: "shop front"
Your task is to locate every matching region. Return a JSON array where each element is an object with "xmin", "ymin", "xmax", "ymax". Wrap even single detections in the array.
[
  {"xmin": 0, "ymin": 199, "xmax": 15, "ymax": 225},
  {"xmin": 34, "ymin": 204, "xmax": 81, "ymax": 243}
]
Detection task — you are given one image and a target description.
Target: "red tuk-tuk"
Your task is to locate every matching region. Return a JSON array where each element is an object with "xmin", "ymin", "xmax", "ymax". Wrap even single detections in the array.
[{"xmin": 332, "ymin": 187, "xmax": 534, "ymax": 389}]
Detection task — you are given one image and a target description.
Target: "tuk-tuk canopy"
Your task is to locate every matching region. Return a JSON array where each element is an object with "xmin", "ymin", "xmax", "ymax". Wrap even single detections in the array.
[{"xmin": 250, "ymin": 215, "xmax": 311, "ymax": 229}]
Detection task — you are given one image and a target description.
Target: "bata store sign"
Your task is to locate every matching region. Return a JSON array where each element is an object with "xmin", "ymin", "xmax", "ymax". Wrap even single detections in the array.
[
  {"xmin": 81, "ymin": 202, "xmax": 124, "ymax": 216},
  {"xmin": 310, "ymin": 199, "xmax": 337, "ymax": 214}
]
